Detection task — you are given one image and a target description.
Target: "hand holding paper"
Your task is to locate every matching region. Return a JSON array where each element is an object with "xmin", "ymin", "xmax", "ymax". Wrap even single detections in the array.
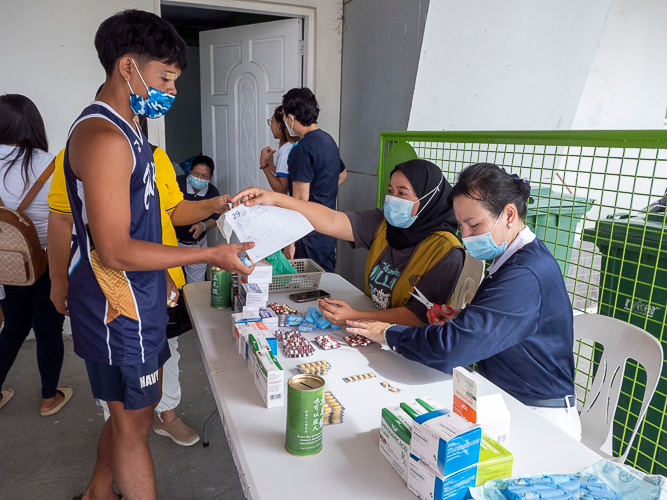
[{"xmin": 224, "ymin": 203, "xmax": 314, "ymax": 262}]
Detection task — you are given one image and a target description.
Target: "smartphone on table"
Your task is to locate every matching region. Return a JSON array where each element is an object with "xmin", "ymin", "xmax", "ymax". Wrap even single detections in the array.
[{"xmin": 288, "ymin": 290, "xmax": 330, "ymax": 303}]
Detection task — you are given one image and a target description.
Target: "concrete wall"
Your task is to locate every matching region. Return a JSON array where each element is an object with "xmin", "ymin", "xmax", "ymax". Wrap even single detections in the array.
[
  {"xmin": 0, "ymin": 0, "xmax": 153, "ymax": 153},
  {"xmin": 164, "ymin": 45, "xmax": 203, "ymax": 164},
  {"xmin": 572, "ymin": 0, "xmax": 667, "ymax": 130},
  {"xmin": 408, "ymin": 0, "xmax": 611, "ymax": 131},
  {"xmin": 336, "ymin": 0, "xmax": 429, "ymax": 288}
]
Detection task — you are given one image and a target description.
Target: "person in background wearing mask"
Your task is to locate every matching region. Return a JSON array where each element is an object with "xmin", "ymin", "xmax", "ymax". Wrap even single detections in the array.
[
  {"xmin": 233, "ymin": 159, "xmax": 464, "ymax": 326},
  {"xmin": 346, "ymin": 163, "xmax": 582, "ymax": 441},
  {"xmin": 258, "ymin": 105, "xmax": 296, "ymax": 194},
  {"xmin": 281, "ymin": 87, "xmax": 347, "ymax": 271},
  {"xmin": 65, "ymin": 10, "xmax": 254, "ymax": 500},
  {"xmin": 175, "ymin": 154, "xmax": 222, "ymax": 283}
]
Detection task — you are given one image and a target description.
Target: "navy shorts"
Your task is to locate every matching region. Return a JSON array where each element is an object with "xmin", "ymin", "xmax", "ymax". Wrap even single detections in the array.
[{"xmin": 85, "ymin": 340, "xmax": 171, "ymax": 410}]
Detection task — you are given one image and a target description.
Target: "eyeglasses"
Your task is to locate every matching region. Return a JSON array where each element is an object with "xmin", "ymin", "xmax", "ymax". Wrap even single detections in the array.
[
  {"xmin": 190, "ymin": 171, "xmax": 211, "ymax": 181},
  {"xmin": 266, "ymin": 118, "xmax": 273, "ymax": 127}
]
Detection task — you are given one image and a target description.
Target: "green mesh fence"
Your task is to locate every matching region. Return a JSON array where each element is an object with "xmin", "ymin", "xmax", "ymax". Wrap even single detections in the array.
[{"xmin": 376, "ymin": 130, "xmax": 667, "ymax": 474}]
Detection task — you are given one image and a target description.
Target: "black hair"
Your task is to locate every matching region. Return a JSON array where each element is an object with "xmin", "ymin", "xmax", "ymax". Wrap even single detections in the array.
[
  {"xmin": 0, "ymin": 94, "xmax": 49, "ymax": 193},
  {"xmin": 191, "ymin": 154, "xmax": 215, "ymax": 175},
  {"xmin": 94, "ymin": 9, "xmax": 187, "ymax": 77},
  {"xmin": 273, "ymin": 105, "xmax": 294, "ymax": 145},
  {"xmin": 449, "ymin": 163, "xmax": 531, "ymax": 219},
  {"xmin": 282, "ymin": 88, "xmax": 319, "ymax": 126}
]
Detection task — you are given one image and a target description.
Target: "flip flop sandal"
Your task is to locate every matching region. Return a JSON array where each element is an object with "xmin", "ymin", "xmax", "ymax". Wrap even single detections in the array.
[
  {"xmin": 41, "ymin": 385, "xmax": 73, "ymax": 416},
  {"xmin": 0, "ymin": 388, "xmax": 14, "ymax": 411}
]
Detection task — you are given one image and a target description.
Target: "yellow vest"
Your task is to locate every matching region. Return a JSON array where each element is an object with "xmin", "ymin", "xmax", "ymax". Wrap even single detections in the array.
[{"xmin": 364, "ymin": 220, "xmax": 462, "ymax": 309}]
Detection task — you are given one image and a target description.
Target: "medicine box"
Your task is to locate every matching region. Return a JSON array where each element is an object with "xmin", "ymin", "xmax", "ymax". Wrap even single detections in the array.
[
  {"xmin": 236, "ymin": 321, "xmax": 270, "ymax": 363},
  {"xmin": 240, "ymin": 282, "xmax": 269, "ymax": 308},
  {"xmin": 407, "ymin": 455, "xmax": 477, "ymax": 500},
  {"xmin": 379, "ymin": 406, "xmax": 414, "ymax": 483},
  {"xmin": 241, "ymin": 262, "xmax": 273, "ymax": 284},
  {"xmin": 476, "ymin": 434, "xmax": 513, "ymax": 486},
  {"xmin": 379, "ymin": 398, "xmax": 446, "ymax": 484},
  {"xmin": 258, "ymin": 307, "xmax": 279, "ymax": 331},
  {"xmin": 452, "ymin": 367, "xmax": 510, "ymax": 444},
  {"xmin": 247, "ymin": 334, "xmax": 284, "ymax": 408},
  {"xmin": 410, "ymin": 409, "xmax": 482, "ymax": 477}
]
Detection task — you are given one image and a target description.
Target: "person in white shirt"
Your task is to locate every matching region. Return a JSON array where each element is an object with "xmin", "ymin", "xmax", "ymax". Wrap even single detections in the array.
[
  {"xmin": 0, "ymin": 94, "xmax": 71, "ymax": 416},
  {"xmin": 259, "ymin": 105, "xmax": 296, "ymax": 194}
]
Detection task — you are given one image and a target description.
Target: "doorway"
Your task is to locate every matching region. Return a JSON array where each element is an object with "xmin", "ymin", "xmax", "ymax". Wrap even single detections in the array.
[{"xmin": 161, "ymin": 3, "xmax": 307, "ymax": 197}]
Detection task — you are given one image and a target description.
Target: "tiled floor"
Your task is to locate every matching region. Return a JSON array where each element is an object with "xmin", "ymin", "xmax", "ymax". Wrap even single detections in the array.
[{"xmin": 0, "ymin": 331, "xmax": 244, "ymax": 500}]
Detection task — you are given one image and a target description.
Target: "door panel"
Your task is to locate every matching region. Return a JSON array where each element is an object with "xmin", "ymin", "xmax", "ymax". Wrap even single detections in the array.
[{"xmin": 201, "ymin": 19, "xmax": 302, "ymax": 199}]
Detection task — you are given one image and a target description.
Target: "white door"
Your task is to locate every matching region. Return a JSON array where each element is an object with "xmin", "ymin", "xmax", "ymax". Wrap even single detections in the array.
[{"xmin": 200, "ymin": 19, "xmax": 303, "ymax": 198}]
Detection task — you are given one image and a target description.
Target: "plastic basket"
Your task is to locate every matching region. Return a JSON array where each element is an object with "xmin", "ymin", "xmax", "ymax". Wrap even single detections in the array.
[{"xmin": 269, "ymin": 259, "xmax": 324, "ymax": 292}]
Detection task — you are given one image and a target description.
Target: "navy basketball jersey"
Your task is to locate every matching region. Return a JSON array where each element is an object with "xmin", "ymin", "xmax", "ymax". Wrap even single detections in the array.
[{"xmin": 64, "ymin": 101, "xmax": 167, "ymax": 366}]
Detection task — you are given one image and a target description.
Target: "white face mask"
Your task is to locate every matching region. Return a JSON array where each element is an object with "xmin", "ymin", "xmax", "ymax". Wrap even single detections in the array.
[{"xmin": 284, "ymin": 115, "xmax": 298, "ymax": 137}]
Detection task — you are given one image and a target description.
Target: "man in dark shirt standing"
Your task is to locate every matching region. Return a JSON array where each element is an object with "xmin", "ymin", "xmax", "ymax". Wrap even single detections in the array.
[
  {"xmin": 283, "ymin": 88, "xmax": 347, "ymax": 272},
  {"xmin": 175, "ymin": 154, "xmax": 222, "ymax": 282}
]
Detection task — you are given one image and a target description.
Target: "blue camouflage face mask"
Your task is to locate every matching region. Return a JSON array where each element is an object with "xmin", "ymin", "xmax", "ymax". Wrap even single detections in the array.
[
  {"xmin": 383, "ymin": 178, "xmax": 442, "ymax": 228},
  {"xmin": 462, "ymin": 212, "xmax": 510, "ymax": 260},
  {"xmin": 127, "ymin": 60, "xmax": 175, "ymax": 119},
  {"xmin": 188, "ymin": 174, "xmax": 209, "ymax": 191}
]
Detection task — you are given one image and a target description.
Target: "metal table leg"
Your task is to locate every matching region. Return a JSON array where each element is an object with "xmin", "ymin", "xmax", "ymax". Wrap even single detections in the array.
[{"xmin": 202, "ymin": 408, "xmax": 219, "ymax": 448}]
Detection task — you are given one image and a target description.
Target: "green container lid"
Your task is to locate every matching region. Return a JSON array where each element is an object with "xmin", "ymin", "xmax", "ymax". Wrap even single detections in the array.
[
  {"xmin": 527, "ymin": 186, "xmax": 595, "ymax": 215},
  {"xmin": 587, "ymin": 213, "xmax": 667, "ymax": 248}
]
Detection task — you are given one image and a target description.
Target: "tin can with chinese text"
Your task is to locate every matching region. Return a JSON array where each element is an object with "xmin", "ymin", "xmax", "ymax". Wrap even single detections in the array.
[
  {"xmin": 210, "ymin": 267, "xmax": 231, "ymax": 308},
  {"xmin": 285, "ymin": 374, "xmax": 325, "ymax": 456}
]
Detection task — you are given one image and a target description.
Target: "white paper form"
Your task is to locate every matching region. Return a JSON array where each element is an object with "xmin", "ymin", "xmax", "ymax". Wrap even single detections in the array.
[{"xmin": 225, "ymin": 204, "xmax": 314, "ymax": 262}]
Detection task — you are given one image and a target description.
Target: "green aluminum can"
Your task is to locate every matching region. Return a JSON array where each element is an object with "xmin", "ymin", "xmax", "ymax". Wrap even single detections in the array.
[
  {"xmin": 210, "ymin": 267, "xmax": 231, "ymax": 308},
  {"xmin": 285, "ymin": 374, "xmax": 325, "ymax": 456}
]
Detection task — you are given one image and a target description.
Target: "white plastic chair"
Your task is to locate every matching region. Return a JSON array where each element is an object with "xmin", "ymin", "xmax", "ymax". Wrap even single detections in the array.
[
  {"xmin": 449, "ymin": 251, "xmax": 485, "ymax": 310},
  {"xmin": 573, "ymin": 314, "xmax": 663, "ymax": 462}
]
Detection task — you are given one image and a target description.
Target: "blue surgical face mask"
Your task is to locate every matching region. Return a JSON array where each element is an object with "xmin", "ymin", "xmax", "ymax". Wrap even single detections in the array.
[
  {"xmin": 188, "ymin": 174, "xmax": 209, "ymax": 191},
  {"xmin": 462, "ymin": 212, "xmax": 510, "ymax": 260},
  {"xmin": 383, "ymin": 178, "xmax": 442, "ymax": 228},
  {"xmin": 127, "ymin": 60, "xmax": 175, "ymax": 119}
]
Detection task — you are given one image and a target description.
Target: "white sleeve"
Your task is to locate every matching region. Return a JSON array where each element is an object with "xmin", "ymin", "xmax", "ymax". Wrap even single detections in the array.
[{"xmin": 275, "ymin": 143, "xmax": 292, "ymax": 177}]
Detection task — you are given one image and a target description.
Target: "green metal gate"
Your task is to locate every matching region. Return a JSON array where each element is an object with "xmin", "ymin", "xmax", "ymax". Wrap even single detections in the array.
[{"xmin": 376, "ymin": 130, "xmax": 667, "ymax": 474}]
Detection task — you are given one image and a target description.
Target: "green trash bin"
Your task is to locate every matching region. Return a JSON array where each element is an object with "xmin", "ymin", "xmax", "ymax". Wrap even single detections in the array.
[
  {"xmin": 582, "ymin": 212, "xmax": 667, "ymax": 474},
  {"xmin": 525, "ymin": 187, "xmax": 595, "ymax": 277}
]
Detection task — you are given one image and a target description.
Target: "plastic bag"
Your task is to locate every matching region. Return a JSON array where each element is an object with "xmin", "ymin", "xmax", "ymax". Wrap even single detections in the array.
[{"xmin": 264, "ymin": 250, "xmax": 297, "ymax": 275}]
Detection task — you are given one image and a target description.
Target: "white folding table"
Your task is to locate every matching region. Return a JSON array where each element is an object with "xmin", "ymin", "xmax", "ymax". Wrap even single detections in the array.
[{"xmin": 183, "ymin": 273, "xmax": 602, "ymax": 499}]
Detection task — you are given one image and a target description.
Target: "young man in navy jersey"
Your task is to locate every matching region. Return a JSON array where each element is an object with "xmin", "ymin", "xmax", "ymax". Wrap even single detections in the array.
[
  {"xmin": 65, "ymin": 10, "xmax": 254, "ymax": 500},
  {"xmin": 283, "ymin": 88, "xmax": 347, "ymax": 272}
]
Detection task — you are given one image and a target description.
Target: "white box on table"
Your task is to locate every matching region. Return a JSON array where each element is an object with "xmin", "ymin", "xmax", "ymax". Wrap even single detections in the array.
[
  {"xmin": 410, "ymin": 409, "xmax": 482, "ymax": 477},
  {"xmin": 247, "ymin": 333, "xmax": 284, "ymax": 408},
  {"xmin": 240, "ymin": 282, "xmax": 269, "ymax": 308},
  {"xmin": 407, "ymin": 455, "xmax": 477, "ymax": 500},
  {"xmin": 258, "ymin": 307, "xmax": 279, "ymax": 330},
  {"xmin": 379, "ymin": 405, "xmax": 414, "ymax": 483},
  {"xmin": 453, "ymin": 367, "xmax": 511, "ymax": 444},
  {"xmin": 242, "ymin": 262, "xmax": 273, "ymax": 284},
  {"xmin": 236, "ymin": 321, "xmax": 269, "ymax": 363},
  {"xmin": 380, "ymin": 398, "xmax": 446, "ymax": 483}
]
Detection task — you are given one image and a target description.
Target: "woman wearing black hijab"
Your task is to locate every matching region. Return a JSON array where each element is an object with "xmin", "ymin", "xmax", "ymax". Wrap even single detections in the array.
[{"xmin": 233, "ymin": 159, "xmax": 464, "ymax": 326}]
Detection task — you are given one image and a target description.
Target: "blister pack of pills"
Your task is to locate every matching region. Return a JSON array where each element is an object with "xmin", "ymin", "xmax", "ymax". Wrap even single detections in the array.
[
  {"xmin": 314, "ymin": 335, "xmax": 340, "ymax": 350},
  {"xmin": 343, "ymin": 372, "xmax": 376, "ymax": 383},
  {"xmin": 323, "ymin": 391, "xmax": 344, "ymax": 425},
  {"xmin": 344, "ymin": 334, "xmax": 374, "ymax": 347},
  {"xmin": 297, "ymin": 360, "xmax": 331, "ymax": 375},
  {"xmin": 268, "ymin": 303, "xmax": 298, "ymax": 315},
  {"xmin": 277, "ymin": 330, "xmax": 315, "ymax": 358},
  {"xmin": 380, "ymin": 381, "xmax": 401, "ymax": 393}
]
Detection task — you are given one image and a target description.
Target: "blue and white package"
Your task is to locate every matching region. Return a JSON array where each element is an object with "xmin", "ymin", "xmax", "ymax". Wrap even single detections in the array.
[
  {"xmin": 408, "ymin": 455, "xmax": 477, "ymax": 500},
  {"xmin": 411, "ymin": 409, "xmax": 482, "ymax": 477},
  {"xmin": 298, "ymin": 322, "xmax": 314, "ymax": 333}
]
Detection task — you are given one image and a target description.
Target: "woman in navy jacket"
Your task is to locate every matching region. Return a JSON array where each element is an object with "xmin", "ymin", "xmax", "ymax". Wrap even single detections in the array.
[{"xmin": 347, "ymin": 163, "xmax": 581, "ymax": 440}]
